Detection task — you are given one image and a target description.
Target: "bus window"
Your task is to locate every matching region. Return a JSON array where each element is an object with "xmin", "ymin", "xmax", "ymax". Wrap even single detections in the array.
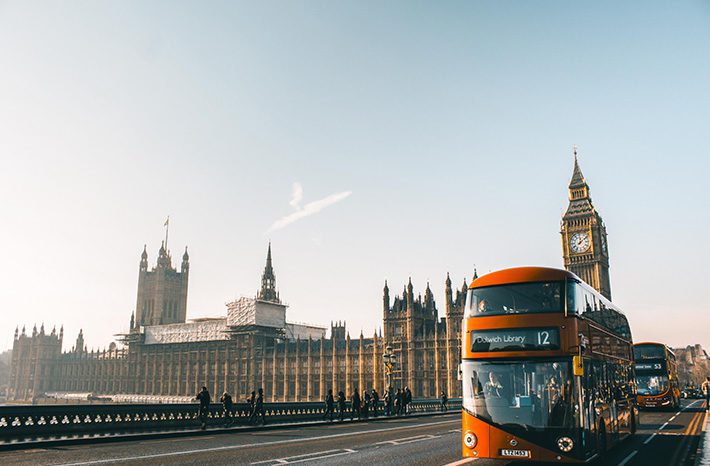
[
  {"xmin": 462, "ymin": 360, "xmax": 574, "ymax": 430},
  {"xmin": 465, "ymin": 282, "xmax": 563, "ymax": 317}
]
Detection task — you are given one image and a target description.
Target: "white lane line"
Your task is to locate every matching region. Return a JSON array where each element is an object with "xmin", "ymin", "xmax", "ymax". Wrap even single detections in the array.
[
  {"xmin": 643, "ymin": 432, "xmax": 657, "ymax": 445},
  {"xmin": 659, "ymin": 422, "xmax": 669, "ymax": 430},
  {"xmin": 251, "ymin": 449, "xmax": 357, "ymax": 465},
  {"xmin": 442, "ymin": 458, "xmax": 477, "ymax": 466},
  {"xmin": 669, "ymin": 415, "xmax": 677, "ymax": 421},
  {"xmin": 449, "ymin": 429, "xmax": 462, "ymax": 433},
  {"xmin": 618, "ymin": 450, "xmax": 637, "ymax": 466},
  {"xmin": 375, "ymin": 434, "xmax": 440, "ymax": 445},
  {"xmin": 285, "ymin": 450, "xmax": 356, "ymax": 465},
  {"xmin": 52, "ymin": 418, "xmax": 458, "ymax": 466}
]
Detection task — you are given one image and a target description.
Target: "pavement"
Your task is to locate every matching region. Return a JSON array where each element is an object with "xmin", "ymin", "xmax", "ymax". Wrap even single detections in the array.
[{"xmin": 0, "ymin": 400, "xmax": 706, "ymax": 465}]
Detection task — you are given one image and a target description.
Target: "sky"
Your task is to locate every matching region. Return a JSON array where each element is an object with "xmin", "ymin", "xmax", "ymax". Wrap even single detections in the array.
[{"xmin": 0, "ymin": 1, "xmax": 708, "ymax": 352}]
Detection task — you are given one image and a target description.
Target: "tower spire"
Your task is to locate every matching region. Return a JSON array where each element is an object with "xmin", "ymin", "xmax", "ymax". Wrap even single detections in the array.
[
  {"xmin": 258, "ymin": 242, "xmax": 280, "ymax": 303},
  {"xmin": 569, "ymin": 145, "xmax": 587, "ymax": 190}
]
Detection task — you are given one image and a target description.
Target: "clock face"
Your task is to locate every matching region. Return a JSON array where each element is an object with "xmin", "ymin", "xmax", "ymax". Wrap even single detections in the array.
[{"xmin": 570, "ymin": 232, "xmax": 590, "ymax": 254}]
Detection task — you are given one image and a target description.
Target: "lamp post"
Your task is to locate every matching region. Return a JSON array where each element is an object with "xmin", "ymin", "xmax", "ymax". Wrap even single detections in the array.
[{"xmin": 382, "ymin": 345, "xmax": 398, "ymax": 390}]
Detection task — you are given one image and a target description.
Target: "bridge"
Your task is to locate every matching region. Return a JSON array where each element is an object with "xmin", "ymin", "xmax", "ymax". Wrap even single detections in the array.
[{"xmin": 0, "ymin": 399, "xmax": 707, "ymax": 465}]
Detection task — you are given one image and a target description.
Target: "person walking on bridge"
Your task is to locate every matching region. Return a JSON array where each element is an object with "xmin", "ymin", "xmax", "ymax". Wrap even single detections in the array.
[
  {"xmin": 702, "ymin": 377, "xmax": 710, "ymax": 412},
  {"xmin": 404, "ymin": 387, "xmax": 412, "ymax": 415},
  {"xmin": 195, "ymin": 386, "xmax": 211, "ymax": 430},
  {"xmin": 337, "ymin": 390, "xmax": 347, "ymax": 421},
  {"xmin": 323, "ymin": 389, "xmax": 334, "ymax": 421},
  {"xmin": 246, "ymin": 390, "xmax": 256, "ymax": 424},
  {"xmin": 351, "ymin": 388, "xmax": 361, "ymax": 420},
  {"xmin": 249, "ymin": 388, "xmax": 266, "ymax": 425},
  {"xmin": 394, "ymin": 388, "xmax": 403, "ymax": 415},
  {"xmin": 371, "ymin": 389, "xmax": 380, "ymax": 417},
  {"xmin": 440, "ymin": 390, "xmax": 448, "ymax": 412},
  {"xmin": 220, "ymin": 391, "xmax": 234, "ymax": 426}
]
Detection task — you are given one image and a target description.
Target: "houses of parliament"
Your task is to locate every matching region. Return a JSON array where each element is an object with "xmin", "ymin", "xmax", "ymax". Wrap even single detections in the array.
[{"xmin": 7, "ymin": 151, "xmax": 612, "ymax": 402}]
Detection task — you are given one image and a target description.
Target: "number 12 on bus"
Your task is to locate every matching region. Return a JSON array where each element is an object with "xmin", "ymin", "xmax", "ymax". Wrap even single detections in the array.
[{"xmin": 461, "ymin": 267, "xmax": 638, "ymax": 463}]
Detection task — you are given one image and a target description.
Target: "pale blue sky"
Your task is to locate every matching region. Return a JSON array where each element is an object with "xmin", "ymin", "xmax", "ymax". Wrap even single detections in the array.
[{"xmin": 1, "ymin": 1, "xmax": 708, "ymax": 351}]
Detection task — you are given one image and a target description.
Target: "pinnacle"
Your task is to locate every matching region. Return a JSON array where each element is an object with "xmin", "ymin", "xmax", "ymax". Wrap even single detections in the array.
[{"xmin": 569, "ymin": 149, "xmax": 587, "ymax": 189}]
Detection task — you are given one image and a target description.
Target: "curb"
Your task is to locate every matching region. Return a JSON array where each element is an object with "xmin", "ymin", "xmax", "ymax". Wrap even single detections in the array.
[
  {"xmin": 0, "ymin": 409, "xmax": 459, "ymax": 452},
  {"xmin": 693, "ymin": 408, "xmax": 709, "ymax": 466}
]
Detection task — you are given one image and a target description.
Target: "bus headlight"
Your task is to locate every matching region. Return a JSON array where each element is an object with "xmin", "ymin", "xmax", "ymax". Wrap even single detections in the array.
[
  {"xmin": 557, "ymin": 436, "xmax": 574, "ymax": 453},
  {"xmin": 464, "ymin": 431, "xmax": 478, "ymax": 448}
]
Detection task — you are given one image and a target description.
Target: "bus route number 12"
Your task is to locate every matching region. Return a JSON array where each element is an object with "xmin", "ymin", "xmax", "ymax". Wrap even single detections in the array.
[{"xmin": 537, "ymin": 330, "xmax": 551, "ymax": 346}]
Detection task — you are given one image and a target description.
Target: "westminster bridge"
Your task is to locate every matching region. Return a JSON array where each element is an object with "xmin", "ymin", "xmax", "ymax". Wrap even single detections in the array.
[{"xmin": 0, "ymin": 399, "xmax": 708, "ymax": 465}]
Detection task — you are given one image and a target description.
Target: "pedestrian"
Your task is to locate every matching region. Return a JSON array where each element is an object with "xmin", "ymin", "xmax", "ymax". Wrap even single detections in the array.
[
  {"xmin": 195, "ymin": 385, "xmax": 211, "ymax": 430},
  {"xmin": 702, "ymin": 377, "xmax": 710, "ymax": 412},
  {"xmin": 323, "ymin": 389, "xmax": 335, "ymax": 421},
  {"xmin": 337, "ymin": 390, "xmax": 347, "ymax": 421},
  {"xmin": 351, "ymin": 388, "xmax": 361, "ymax": 420},
  {"xmin": 220, "ymin": 391, "xmax": 234, "ymax": 426},
  {"xmin": 371, "ymin": 389, "xmax": 379, "ymax": 417},
  {"xmin": 385, "ymin": 386, "xmax": 394, "ymax": 416},
  {"xmin": 249, "ymin": 388, "xmax": 266, "ymax": 425},
  {"xmin": 440, "ymin": 390, "xmax": 448, "ymax": 412},
  {"xmin": 404, "ymin": 386, "xmax": 412, "ymax": 415},
  {"xmin": 362, "ymin": 390, "xmax": 370, "ymax": 419},
  {"xmin": 247, "ymin": 390, "xmax": 256, "ymax": 424},
  {"xmin": 394, "ymin": 388, "xmax": 402, "ymax": 415}
]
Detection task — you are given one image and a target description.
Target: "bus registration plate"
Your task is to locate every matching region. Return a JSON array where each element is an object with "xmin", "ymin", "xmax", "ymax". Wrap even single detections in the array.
[{"xmin": 501, "ymin": 449, "xmax": 530, "ymax": 458}]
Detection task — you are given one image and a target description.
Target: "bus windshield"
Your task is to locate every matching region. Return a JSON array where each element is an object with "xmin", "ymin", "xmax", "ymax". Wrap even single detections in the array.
[
  {"xmin": 634, "ymin": 344, "xmax": 665, "ymax": 360},
  {"xmin": 462, "ymin": 360, "xmax": 573, "ymax": 430},
  {"xmin": 636, "ymin": 374, "xmax": 669, "ymax": 396},
  {"xmin": 466, "ymin": 282, "xmax": 563, "ymax": 317}
]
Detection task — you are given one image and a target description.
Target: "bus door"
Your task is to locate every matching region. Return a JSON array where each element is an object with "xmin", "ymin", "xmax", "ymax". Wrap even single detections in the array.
[{"xmin": 582, "ymin": 359, "xmax": 597, "ymax": 455}]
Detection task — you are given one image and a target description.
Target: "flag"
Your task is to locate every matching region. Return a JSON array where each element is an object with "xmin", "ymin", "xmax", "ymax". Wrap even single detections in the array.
[{"xmin": 164, "ymin": 216, "xmax": 169, "ymax": 227}]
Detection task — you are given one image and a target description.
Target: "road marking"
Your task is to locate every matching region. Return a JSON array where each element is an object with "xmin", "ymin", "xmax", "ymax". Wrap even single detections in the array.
[
  {"xmin": 618, "ymin": 450, "xmax": 637, "ymax": 466},
  {"xmin": 251, "ymin": 449, "xmax": 357, "ymax": 465},
  {"xmin": 669, "ymin": 415, "xmax": 677, "ymax": 421},
  {"xmin": 659, "ymin": 422, "xmax": 669, "ymax": 430},
  {"xmin": 449, "ymin": 429, "xmax": 461, "ymax": 433},
  {"xmin": 52, "ymin": 418, "xmax": 458, "ymax": 465},
  {"xmin": 667, "ymin": 410, "xmax": 704, "ymax": 466},
  {"xmin": 375, "ymin": 434, "xmax": 441, "ymax": 445},
  {"xmin": 643, "ymin": 432, "xmax": 657, "ymax": 444},
  {"xmin": 442, "ymin": 458, "xmax": 477, "ymax": 465}
]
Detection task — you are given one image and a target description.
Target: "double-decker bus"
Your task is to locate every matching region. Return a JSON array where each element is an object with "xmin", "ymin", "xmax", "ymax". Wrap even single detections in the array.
[
  {"xmin": 634, "ymin": 342, "xmax": 680, "ymax": 409},
  {"xmin": 461, "ymin": 267, "xmax": 637, "ymax": 463}
]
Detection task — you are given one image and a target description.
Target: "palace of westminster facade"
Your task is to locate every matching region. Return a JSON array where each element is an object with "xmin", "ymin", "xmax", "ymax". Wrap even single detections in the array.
[{"xmin": 8, "ymin": 152, "xmax": 611, "ymax": 402}]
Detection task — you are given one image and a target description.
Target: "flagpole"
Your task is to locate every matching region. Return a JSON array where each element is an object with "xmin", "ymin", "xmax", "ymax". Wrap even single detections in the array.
[{"xmin": 165, "ymin": 216, "xmax": 170, "ymax": 252}]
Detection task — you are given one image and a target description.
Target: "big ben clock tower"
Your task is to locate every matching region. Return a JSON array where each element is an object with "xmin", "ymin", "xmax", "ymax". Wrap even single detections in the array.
[{"xmin": 561, "ymin": 147, "xmax": 612, "ymax": 300}]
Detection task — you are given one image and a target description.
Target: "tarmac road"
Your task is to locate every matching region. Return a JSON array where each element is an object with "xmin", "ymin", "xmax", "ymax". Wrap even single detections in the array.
[{"xmin": 0, "ymin": 400, "xmax": 706, "ymax": 465}]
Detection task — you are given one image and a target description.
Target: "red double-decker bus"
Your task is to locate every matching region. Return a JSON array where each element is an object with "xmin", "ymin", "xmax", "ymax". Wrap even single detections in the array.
[
  {"xmin": 634, "ymin": 342, "xmax": 680, "ymax": 409},
  {"xmin": 461, "ymin": 267, "xmax": 637, "ymax": 463}
]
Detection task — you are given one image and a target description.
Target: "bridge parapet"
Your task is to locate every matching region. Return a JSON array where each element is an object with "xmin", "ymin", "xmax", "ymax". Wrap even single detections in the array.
[{"xmin": 0, "ymin": 398, "xmax": 461, "ymax": 444}]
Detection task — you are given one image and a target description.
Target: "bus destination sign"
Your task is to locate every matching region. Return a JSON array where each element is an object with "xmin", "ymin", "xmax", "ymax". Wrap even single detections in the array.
[
  {"xmin": 635, "ymin": 362, "xmax": 664, "ymax": 371},
  {"xmin": 471, "ymin": 328, "xmax": 560, "ymax": 352}
]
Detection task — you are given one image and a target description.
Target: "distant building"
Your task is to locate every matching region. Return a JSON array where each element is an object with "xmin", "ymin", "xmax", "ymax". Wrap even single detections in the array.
[{"xmin": 8, "ymin": 243, "xmax": 465, "ymax": 401}]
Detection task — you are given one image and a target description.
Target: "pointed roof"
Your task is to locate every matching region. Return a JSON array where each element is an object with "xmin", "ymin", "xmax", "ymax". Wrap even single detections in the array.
[
  {"xmin": 564, "ymin": 146, "xmax": 597, "ymax": 218},
  {"xmin": 569, "ymin": 149, "xmax": 587, "ymax": 189},
  {"xmin": 265, "ymin": 242, "xmax": 273, "ymax": 272},
  {"xmin": 258, "ymin": 242, "xmax": 280, "ymax": 303}
]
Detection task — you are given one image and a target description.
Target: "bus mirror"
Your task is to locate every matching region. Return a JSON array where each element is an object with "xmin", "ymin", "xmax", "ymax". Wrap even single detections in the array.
[{"xmin": 573, "ymin": 355, "xmax": 584, "ymax": 376}]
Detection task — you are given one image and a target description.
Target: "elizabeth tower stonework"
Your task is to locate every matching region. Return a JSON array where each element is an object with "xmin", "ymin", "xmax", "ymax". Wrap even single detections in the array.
[{"xmin": 561, "ymin": 148, "xmax": 612, "ymax": 300}]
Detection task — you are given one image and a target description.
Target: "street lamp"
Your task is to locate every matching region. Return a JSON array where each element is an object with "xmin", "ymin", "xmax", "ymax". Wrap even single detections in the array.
[{"xmin": 382, "ymin": 345, "xmax": 398, "ymax": 389}]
